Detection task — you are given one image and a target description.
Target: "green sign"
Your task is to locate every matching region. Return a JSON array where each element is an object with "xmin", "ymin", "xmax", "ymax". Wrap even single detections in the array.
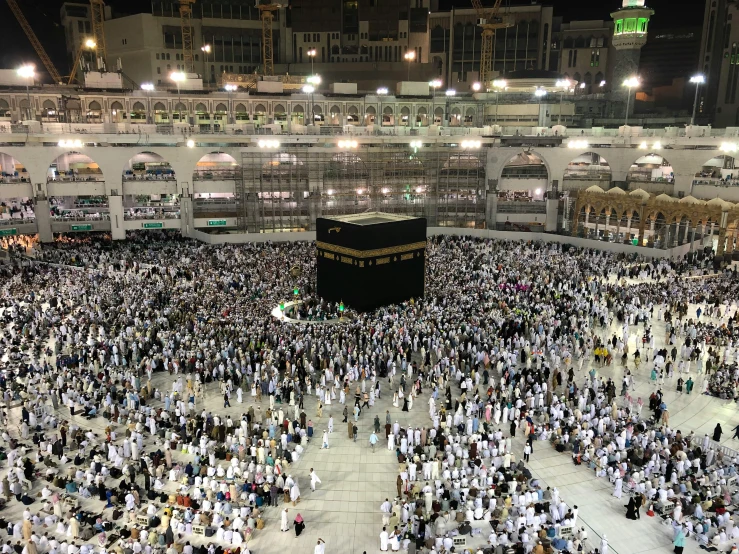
[
  {"xmin": 143, "ymin": 222, "xmax": 164, "ymax": 229},
  {"xmin": 632, "ymin": 237, "xmax": 639, "ymax": 246},
  {"xmin": 208, "ymin": 219, "xmax": 227, "ymax": 227},
  {"xmin": 71, "ymin": 224, "xmax": 93, "ymax": 231},
  {"xmin": 0, "ymin": 228, "xmax": 17, "ymax": 237}
]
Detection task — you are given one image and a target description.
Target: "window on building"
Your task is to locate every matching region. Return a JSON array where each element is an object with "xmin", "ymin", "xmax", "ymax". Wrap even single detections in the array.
[
  {"xmin": 568, "ymin": 50, "xmax": 573, "ymax": 67},
  {"xmin": 156, "ymin": 53, "xmax": 160, "ymax": 59},
  {"xmin": 157, "ymin": 67, "xmax": 161, "ymax": 74},
  {"xmin": 78, "ymin": 20, "xmax": 84, "ymax": 33},
  {"xmin": 166, "ymin": 53, "xmax": 170, "ymax": 60},
  {"xmin": 637, "ymin": 18, "xmax": 648, "ymax": 32},
  {"xmin": 573, "ymin": 50, "xmax": 578, "ymax": 66},
  {"xmin": 624, "ymin": 18, "xmax": 637, "ymax": 32},
  {"xmin": 167, "ymin": 64, "xmax": 171, "ymax": 71},
  {"xmin": 615, "ymin": 20, "xmax": 623, "ymax": 34}
]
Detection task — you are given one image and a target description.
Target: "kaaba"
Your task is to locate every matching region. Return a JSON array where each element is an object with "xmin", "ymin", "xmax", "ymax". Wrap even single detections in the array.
[{"xmin": 316, "ymin": 212, "xmax": 426, "ymax": 312}]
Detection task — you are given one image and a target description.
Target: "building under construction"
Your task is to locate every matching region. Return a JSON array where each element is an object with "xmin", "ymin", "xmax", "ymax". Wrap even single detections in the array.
[{"xmin": 233, "ymin": 145, "xmax": 487, "ymax": 233}]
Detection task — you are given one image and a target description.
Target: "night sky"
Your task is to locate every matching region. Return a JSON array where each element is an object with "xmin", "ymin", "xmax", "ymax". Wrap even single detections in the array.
[{"xmin": 0, "ymin": 0, "xmax": 705, "ymax": 82}]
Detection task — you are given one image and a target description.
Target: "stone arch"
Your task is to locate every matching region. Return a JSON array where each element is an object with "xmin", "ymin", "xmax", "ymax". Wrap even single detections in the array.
[
  {"xmin": 193, "ymin": 151, "xmax": 239, "ymax": 180},
  {"xmin": 215, "ymin": 103, "xmax": 228, "ymax": 113},
  {"xmin": 110, "ymin": 101, "xmax": 124, "ymax": 111},
  {"xmin": 628, "ymin": 153, "xmax": 674, "ymax": 183},
  {"xmin": 564, "ymin": 151, "xmax": 612, "ymax": 182},
  {"xmin": 153, "ymin": 102, "xmax": 167, "ymax": 112},
  {"xmin": 47, "ymin": 151, "xmax": 104, "ymax": 183},
  {"xmin": 88, "ymin": 100, "xmax": 101, "ymax": 111},
  {"xmin": 274, "ymin": 104, "xmax": 286, "ymax": 114},
  {"xmin": 122, "ymin": 151, "xmax": 175, "ymax": 180},
  {"xmin": 195, "ymin": 103, "xmax": 208, "ymax": 113},
  {"xmin": 695, "ymin": 154, "xmax": 736, "ymax": 181},
  {"xmin": 500, "ymin": 150, "xmax": 550, "ymax": 181},
  {"xmin": 132, "ymin": 101, "xmax": 146, "ymax": 112},
  {"xmin": 0, "ymin": 151, "xmax": 31, "ymax": 183}
]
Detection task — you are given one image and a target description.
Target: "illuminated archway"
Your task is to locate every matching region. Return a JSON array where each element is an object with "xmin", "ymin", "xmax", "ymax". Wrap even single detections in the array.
[{"xmin": 627, "ymin": 153, "xmax": 674, "ymax": 184}]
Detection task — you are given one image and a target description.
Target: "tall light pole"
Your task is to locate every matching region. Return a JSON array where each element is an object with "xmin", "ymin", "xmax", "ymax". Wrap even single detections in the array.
[
  {"xmin": 16, "ymin": 65, "xmax": 34, "ymax": 121},
  {"xmin": 445, "ymin": 88, "xmax": 456, "ymax": 126},
  {"xmin": 492, "ymin": 79, "xmax": 506, "ymax": 126},
  {"xmin": 555, "ymin": 79, "xmax": 571, "ymax": 125},
  {"xmin": 141, "ymin": 83, "xmax": 155, "ymax": 123},
  {"xmin": 404, "ymin": 51, "xmax": 416, "ymax": 81},
  {"xmin": 377, "ymin": 87, "xmax": 387, "ymax": 126},
  {"xmin": 534, "ymin": 87, "xmax": 547, "ymax": 127},
  {"xmin": 201, "ymin": 44, "xmax": 211, "ymax": 85},
  {"xmin": 307, "ymin": 49, "xmax": 316, "ymax": 77},
  {"xmin": 429, "ymin": 79, "xmax": 441, "ymax": 125},
  {"xmin": 307, "ymin": 75, "xmax": 321, "ymax": 126},
  {"xmin": 170, "ymin": 71, "xmax": 186, "ymax": 125},
  {"xmin": 689, "ymin": 74, "xmax": 705, "ymax": 126},
  {"xmin": 622, "ymin": 76, "xmax": 640, "ymax": 126},
  {"xmin": 303, "ymin": 84, "xmax": 315, "ymax": 126},
  {"xmin": 471, "ymin": 82, "xmax": 482, "ymax": 126},
  {"xmin": 225, "ymin": 84, "xmax": 237, "ymax": 125}
]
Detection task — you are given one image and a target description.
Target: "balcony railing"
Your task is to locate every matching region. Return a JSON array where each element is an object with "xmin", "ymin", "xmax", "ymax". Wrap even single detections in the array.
[
  {"xmin": 193, "ymin": 170, "xmax": 240, "ymax": 180},
  {"xmin": 497, "ymin": 201, "xmax": 547, "ymax": 214}
]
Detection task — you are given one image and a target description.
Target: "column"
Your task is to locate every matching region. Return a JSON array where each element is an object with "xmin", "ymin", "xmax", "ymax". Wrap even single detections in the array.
[
  {"xmin": 545, "ymin": 196, "xmax": 558, "ymax": 232},
  {"xmin": 624, "ymin": 217, "xmax": 632, "ymax": 244},
  {"xmin": 34, "ymin": 199, "xmax": 53, "ymax": 243},
  {"xmin": 108, "ymin": 195, "xmax": 125, "ymax": 241},
  {"xmin": 638, "ymin": 216, "xmax": 646, "ymax": 246},
  {"xmin": 308, "ymin": 193, "xmax": 321, "ymax": 231},
  {"xmin": 716, "ymin": 227, "xmax": 727, "ymax": 256},
  {"xmin": 179, "ymin": 195, "xmax": 194, "ymax": 238},
  {"xmin": 689, "ymin": 226, "xmax": 697, "ymax": 252},
  {"xmin": 486, "ymin": 193, "xmax": 499, "ymax": 230}
]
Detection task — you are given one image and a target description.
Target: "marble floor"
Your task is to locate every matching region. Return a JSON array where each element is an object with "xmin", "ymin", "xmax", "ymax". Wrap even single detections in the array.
[{"xmin": 1, "ymin": 295, "xmax": 738, "ymax": 554}]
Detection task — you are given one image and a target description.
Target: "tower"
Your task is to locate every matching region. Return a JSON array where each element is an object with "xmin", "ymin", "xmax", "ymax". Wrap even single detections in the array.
[{"xmin": 610, "ymin": 0, "xmax": 654, "ymax": 118}]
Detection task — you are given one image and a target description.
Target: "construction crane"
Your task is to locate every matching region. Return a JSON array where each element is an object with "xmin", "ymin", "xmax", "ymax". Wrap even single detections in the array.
[
  {"xmin": 6, "ymin": 0, "xmax": 63, "ymax": 83},
  {"xmin": 68, "ymin": 39, "xmax": 97, "ymax": 84},
  {"xmin": 179, "ymin": 0, "xmax": 196, "ymax": 73},
  {"xmin": 90, "ymin": 0, "xmax": 107, "ymax": 66},
  {"xmin": 257, "ymin": 2, "xmax": 280, "ymax": 76},
  {"xmin": 470, "ymin": 0, "xmax": 512, "ymax": 88}
]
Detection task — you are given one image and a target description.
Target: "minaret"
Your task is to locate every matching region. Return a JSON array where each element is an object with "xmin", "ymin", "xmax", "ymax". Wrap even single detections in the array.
[{"xmin": 610, "ymin": 0, "xmax": 654, "ymax": 118}]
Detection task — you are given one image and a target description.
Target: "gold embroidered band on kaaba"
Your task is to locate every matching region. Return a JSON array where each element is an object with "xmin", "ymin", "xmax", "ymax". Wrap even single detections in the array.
[{"xmin": 316, "ymin": 241, "xmax": 427, "ymax": 259}]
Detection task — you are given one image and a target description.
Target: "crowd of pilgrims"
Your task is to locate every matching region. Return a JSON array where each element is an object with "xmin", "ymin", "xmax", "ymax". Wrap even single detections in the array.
[{"xmin": 0, "ymin": 231, "xmax": 737, "ymax": 554}]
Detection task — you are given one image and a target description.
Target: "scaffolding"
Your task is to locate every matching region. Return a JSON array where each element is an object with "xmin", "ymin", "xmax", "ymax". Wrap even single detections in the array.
[{"xmin": 234, "ymin": 146, "xmax": 487, "ymax": 233}]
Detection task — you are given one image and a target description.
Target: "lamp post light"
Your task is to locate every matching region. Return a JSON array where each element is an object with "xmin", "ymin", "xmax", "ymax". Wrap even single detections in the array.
[
  {"xmin": 429, "ymin": 79, "xmax": 442, "ymax": 125},
  {"xmin": 534, "ymin": 88, "xmax": 547, "ymax": 127},
  {"xmin": 303, "ymin": 84, "xmax": 315, "ymax": 126},
  {"xmin": 141, "ymin": 82, "xmax": 155, "ymax": 123},
  {"xmin": 307, "ymin": 49, "xmax": 317, "ymax": 77},
  {"xmin": 377, "ymin": 87, "xmax": 388, "ymax": 126},
  {"xmin": 492, "ymin": 79, "xmax": 506, "ymax": 126},
  {"xmin": 689, "ymin": 74, "xmax": 706, "ymax": 126},
  {"xmin": 201, "ymin": 44, "xmax": 211, "ymax": 85},
  {"xmin": 622, "ymin": 76, "xmax": 640, "ymax": 126},
  {"xmin": 16, "ymin": 65, "xmax": 34, "ymax": 121},
  {"xmin": 555, "ymin": 79, "xmax": 570, "ymax": 125},
  {"xmin": 445, "ymin": 89, "xmax": 456, "ymax": 126},
  {"xmin": 170, "ymin": 71, "xmax": 186, "ymax": 125},
  {"xmin": 404, "ymin": 51, "xmax": 416, "ymax": 81},
  {"xmin": 224, "ymin": 84, "xmax": 237, "ymax": 125}
]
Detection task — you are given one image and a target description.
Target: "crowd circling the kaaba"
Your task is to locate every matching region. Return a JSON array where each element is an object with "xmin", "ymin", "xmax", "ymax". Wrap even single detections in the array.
[{"xmin": 0, "ymin": 230, "xmax": 737, "ymax": 554}]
